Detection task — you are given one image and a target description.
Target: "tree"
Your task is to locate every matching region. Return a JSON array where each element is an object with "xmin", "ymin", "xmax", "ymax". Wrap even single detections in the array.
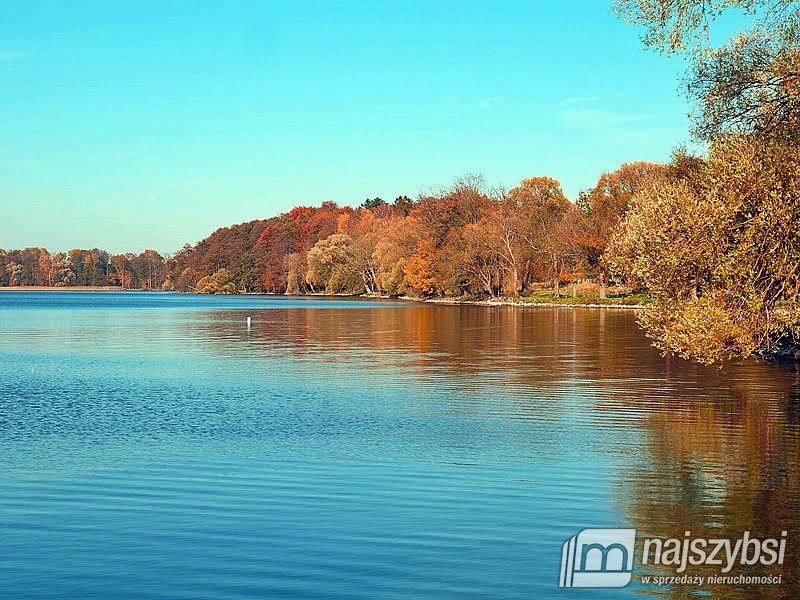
[
  {"xmin": 305, "ymin": 233, "xmax": 364, "ymax": 294},
  {"xmin": 195, "ymin": 268, "xmax": 236, "ymax": 294},
  {"xmin": 690, "ymin": 30, "xmax": 800, "ymax": 139},
  {"xmin": 393, "ymin": 195, "xmax": 414, "ymax": 216},
  {"xmin": 39, "ymin": 250, "xmax": 55, "ymax": 287},
  {"xmin": 173, "ymin": 267, "xmax": 201, "ymax": 293},
  {"xmin": 478, "ymin": 208, "xmax": 526, "ymax": 296},
  {"xmin": 109, "ymin": 254, "xmax": 134, "ymax": 288},
  {"xmin": 444, "ymin": 222, "xmax": 503, "ymax": 297},
  {"xmin": 614, "ymin": 0, "xmax": 800, "ymax": 139},
  {"xmin": 506, "ymin": 176, "xmax": 571, "ymax": 296},
  {"xmin": 553, "ymin": 205, "xmax": 590, "ymax": 298},
  {"xmin": 346, "ymin": 209, "xmax": 382, "ymax": 294},
  {"xmin": 285, "ymin": 252, "xmax": 308, "ymax": 295},
  {"xmin": 404, "ymin": 239, "xmax": 440, "ymax": 297},
  {"xmin": 413, "ymin": 174, "xmax": 495, "ymax": 248},
  {"xmin": 579, "ymin": 162, "xmax": 665, "ymax": 295},
  {"xmin": 361, "ymin": 197, "xmax": 386, "ymax": 210},
  {"xmin": 607, "ymin": 133, "xmax": 800, "ymax": 363},
  {"xmin": 133, "ymin": 250, "xmax": 166, "ymax": 290},
  {"xmin": 372, "ymin": 216, "xmax": 423, "ymax": 296},
  {"xmin": 6, "ymin": 261, "xmax": 23, "ymax": 286}
]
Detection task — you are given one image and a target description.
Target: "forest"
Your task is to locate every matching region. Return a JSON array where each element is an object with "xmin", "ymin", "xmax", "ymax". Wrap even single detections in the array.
[
  {"xmin": 2, "ymin": 0, "xmax": 799, "ymax": 364},
  {"xmin": 0, "ymin": 247, "xmax": 167, "ymax": 290},
  {"xmin": 0, "ymin": 164, "xmax": 655, "ymax": 299}
]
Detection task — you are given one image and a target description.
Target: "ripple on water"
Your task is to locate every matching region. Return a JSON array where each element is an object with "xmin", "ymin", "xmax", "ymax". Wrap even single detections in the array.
[{"xmin": 1, "ymin": 293, "xmax": 799, "ymax": 599}]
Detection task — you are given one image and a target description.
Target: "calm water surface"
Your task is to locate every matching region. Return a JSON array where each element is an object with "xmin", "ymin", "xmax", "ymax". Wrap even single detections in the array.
[{"xmin": 0, "ymin": 292, "xmax": 798, "ymax": 599}]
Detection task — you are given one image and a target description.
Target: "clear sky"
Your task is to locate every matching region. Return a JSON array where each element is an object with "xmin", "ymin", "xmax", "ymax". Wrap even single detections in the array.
[{"xmin": 1, "ymin": 1, "xmax": 705, "ymax": 256}]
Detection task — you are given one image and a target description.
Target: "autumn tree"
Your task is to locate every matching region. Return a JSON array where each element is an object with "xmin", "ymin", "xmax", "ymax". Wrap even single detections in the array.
[
  {"xmin": 281, "ymin": 252, "xmax": 304, "ymax": 295},
  {"xmin": 478, "ymin": 208, "xmax": 526, "ymax": 296},
  {"xmin": 6, "ymin": 261, "xmax": 23, "ymax": 286},
  {"xmin": 195, "ymin": 268, "xmax": 236, "ymax": 294},
  {"xmin": 165, "ymin": 244, "xmax": 196, "ymax": 291},
  {"xmin": 305, "ymin": 233, "xmax": 364, "ymax": 294},
  {"xmin": 0, "ymin": 248, "xmax": 47, "ymax": 285},
  {"xmin": 443, "ymin": 222, "xmax": 503, "ymax": 297},
  {"xmin": 372, "ymin": 216, "xmax": 423, "ymax": 296},
  {"xmin": 393, "ymin": 195, "xmax": 414, "ymax": 216},
  {"xmin": 414, "ymin": 174, "xmax": 494, "ymax": 246},
  {"xmin": 404, "ymin": 239, "xmax": 440, "ymax": 297},
  {"xmin": 109, "ymin": 254, "xmax": 134, "ymax": 288},
  {"xmin": 607, "ymin": 133, "xmax": 800, "ymax": 363},
  {"xmin": 553, "ymin": 205, "xmax": 590, "ymax": 298},
  {"xmin": 506, "ymin": 176, "xmax": 571, "ymax": 296},
  {"xmin": 614, "ymin": 0, "xmax": 800, "ymax": 139},
  {"xmin": 344, "ymin": 209, "xmax": 383, "ymax": 294},
  {"xmin": 38, "ymin": 250, "xmax": 55, "ymax": 287},
  {"xmin": 173, "ymin": 267, "xmax": 201, "ymax": 293},
  {"xmin": 579, "ymin": 162, "xmax": 665, "ymax": 295},
  {"xmin": 132, "ymin": 250, "xmax": 166, "ymax": 290}
]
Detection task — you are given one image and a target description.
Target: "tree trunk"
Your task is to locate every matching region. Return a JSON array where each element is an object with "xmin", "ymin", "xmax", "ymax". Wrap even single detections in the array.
[
  {"xmin": 511, "ymin": 267, "xmax": 519, "ymax": 296},
  {"xmin": 553, "ymin": 257, "xmax": 560, "ymax": 298}
]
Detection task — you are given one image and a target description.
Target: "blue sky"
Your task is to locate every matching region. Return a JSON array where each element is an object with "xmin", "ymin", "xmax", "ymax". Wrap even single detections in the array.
[{"xmin": 1, "ymin": 1, "xmax": 709, "ymax": 255}]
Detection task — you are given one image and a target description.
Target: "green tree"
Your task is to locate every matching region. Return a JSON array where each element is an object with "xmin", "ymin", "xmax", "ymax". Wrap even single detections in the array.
[{"xmin": 361, "ymin": 197, "xmax": 386, "ymax": 210}]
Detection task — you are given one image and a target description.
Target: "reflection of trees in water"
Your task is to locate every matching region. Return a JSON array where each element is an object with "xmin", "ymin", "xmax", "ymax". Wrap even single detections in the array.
[
  {"xmin": 192, "ymin": 307, "xmax": 650, "ymax": 430},
  {"xmin": 190, "ymin": 304, "xmax": 664, "ymax": 450},
  {"xmin": 192, "ymin": 304, "xmax": 658, "ymax": 381},
  {"xmin": 191, "ymin": 303, "xmax": 800, "ymax": 596},
  {"xmin": 606, "ymin": 363, "xmax": 800, "ymax": 598}
]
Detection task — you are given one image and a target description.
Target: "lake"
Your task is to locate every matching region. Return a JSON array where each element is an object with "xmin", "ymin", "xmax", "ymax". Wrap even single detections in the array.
[{"xmin": 0, "ymin": 292, "xmax": 798, "ymax": 598}]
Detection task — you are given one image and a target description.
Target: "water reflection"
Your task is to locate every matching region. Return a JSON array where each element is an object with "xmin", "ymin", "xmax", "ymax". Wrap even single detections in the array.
[
  {"xmin": 193, "ymin": 303, "xmax": 800, "ymax": 596},
  {"xmin": 2, "ymin": 294, "xmax": 800, "ymax": 598},
  {"xmin": 605, "ymin": 363, "xmax": 800, "ymax": 597}
]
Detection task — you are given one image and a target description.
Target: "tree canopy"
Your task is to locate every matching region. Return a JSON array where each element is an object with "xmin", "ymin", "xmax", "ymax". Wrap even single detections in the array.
[{"xmin": 608, "ymin": 134, "xmax": 800, "ymax": 363}]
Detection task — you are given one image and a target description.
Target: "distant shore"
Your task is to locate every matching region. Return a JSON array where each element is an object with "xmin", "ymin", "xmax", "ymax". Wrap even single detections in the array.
[{"xmin": 0, "ymin": 286, "xmax": 135, "ymax": 291}]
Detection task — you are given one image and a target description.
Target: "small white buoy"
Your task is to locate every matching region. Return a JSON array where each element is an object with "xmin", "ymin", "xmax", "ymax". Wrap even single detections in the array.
[{"xmin": 246, "ymin": 316, "xmax": 252, "ymax": 327}]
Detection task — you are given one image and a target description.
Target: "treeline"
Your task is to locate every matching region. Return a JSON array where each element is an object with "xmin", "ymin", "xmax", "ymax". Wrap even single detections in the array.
[
  {"xmin": 0, "ymin": 164, "xmax": 656, "ymax": 296},
  {"xmin": 165, "ymin": 168, "xmax": 660, "ymax": 298},
  {"xmin": 0, "ymin": 248, "xmax": 167, "ymax": 289}
]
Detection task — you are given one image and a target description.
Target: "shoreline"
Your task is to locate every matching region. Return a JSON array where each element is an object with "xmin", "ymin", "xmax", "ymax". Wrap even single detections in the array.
[
  {"xmin": 401, "ymin": 296, "xmax": 645, "ymax": 309},
  {"xmin": 0, "ymin": 286, "xmax": 646, "ymax": 308}
]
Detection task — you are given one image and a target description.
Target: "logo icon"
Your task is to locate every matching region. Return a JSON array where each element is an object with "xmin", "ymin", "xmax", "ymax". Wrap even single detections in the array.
[{"xmin": 559, "ymin": 528, "xmax": 636, "ymax": 588}]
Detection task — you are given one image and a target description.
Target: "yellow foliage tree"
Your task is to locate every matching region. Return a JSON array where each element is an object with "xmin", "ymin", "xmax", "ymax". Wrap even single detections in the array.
[
  {"xmin": 608, "ymin": 134, "xmax": 800, "ymax": 363},
  {"xmin": 403, "ymin": 239, "xmax": 439, "ymax": 297}
]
